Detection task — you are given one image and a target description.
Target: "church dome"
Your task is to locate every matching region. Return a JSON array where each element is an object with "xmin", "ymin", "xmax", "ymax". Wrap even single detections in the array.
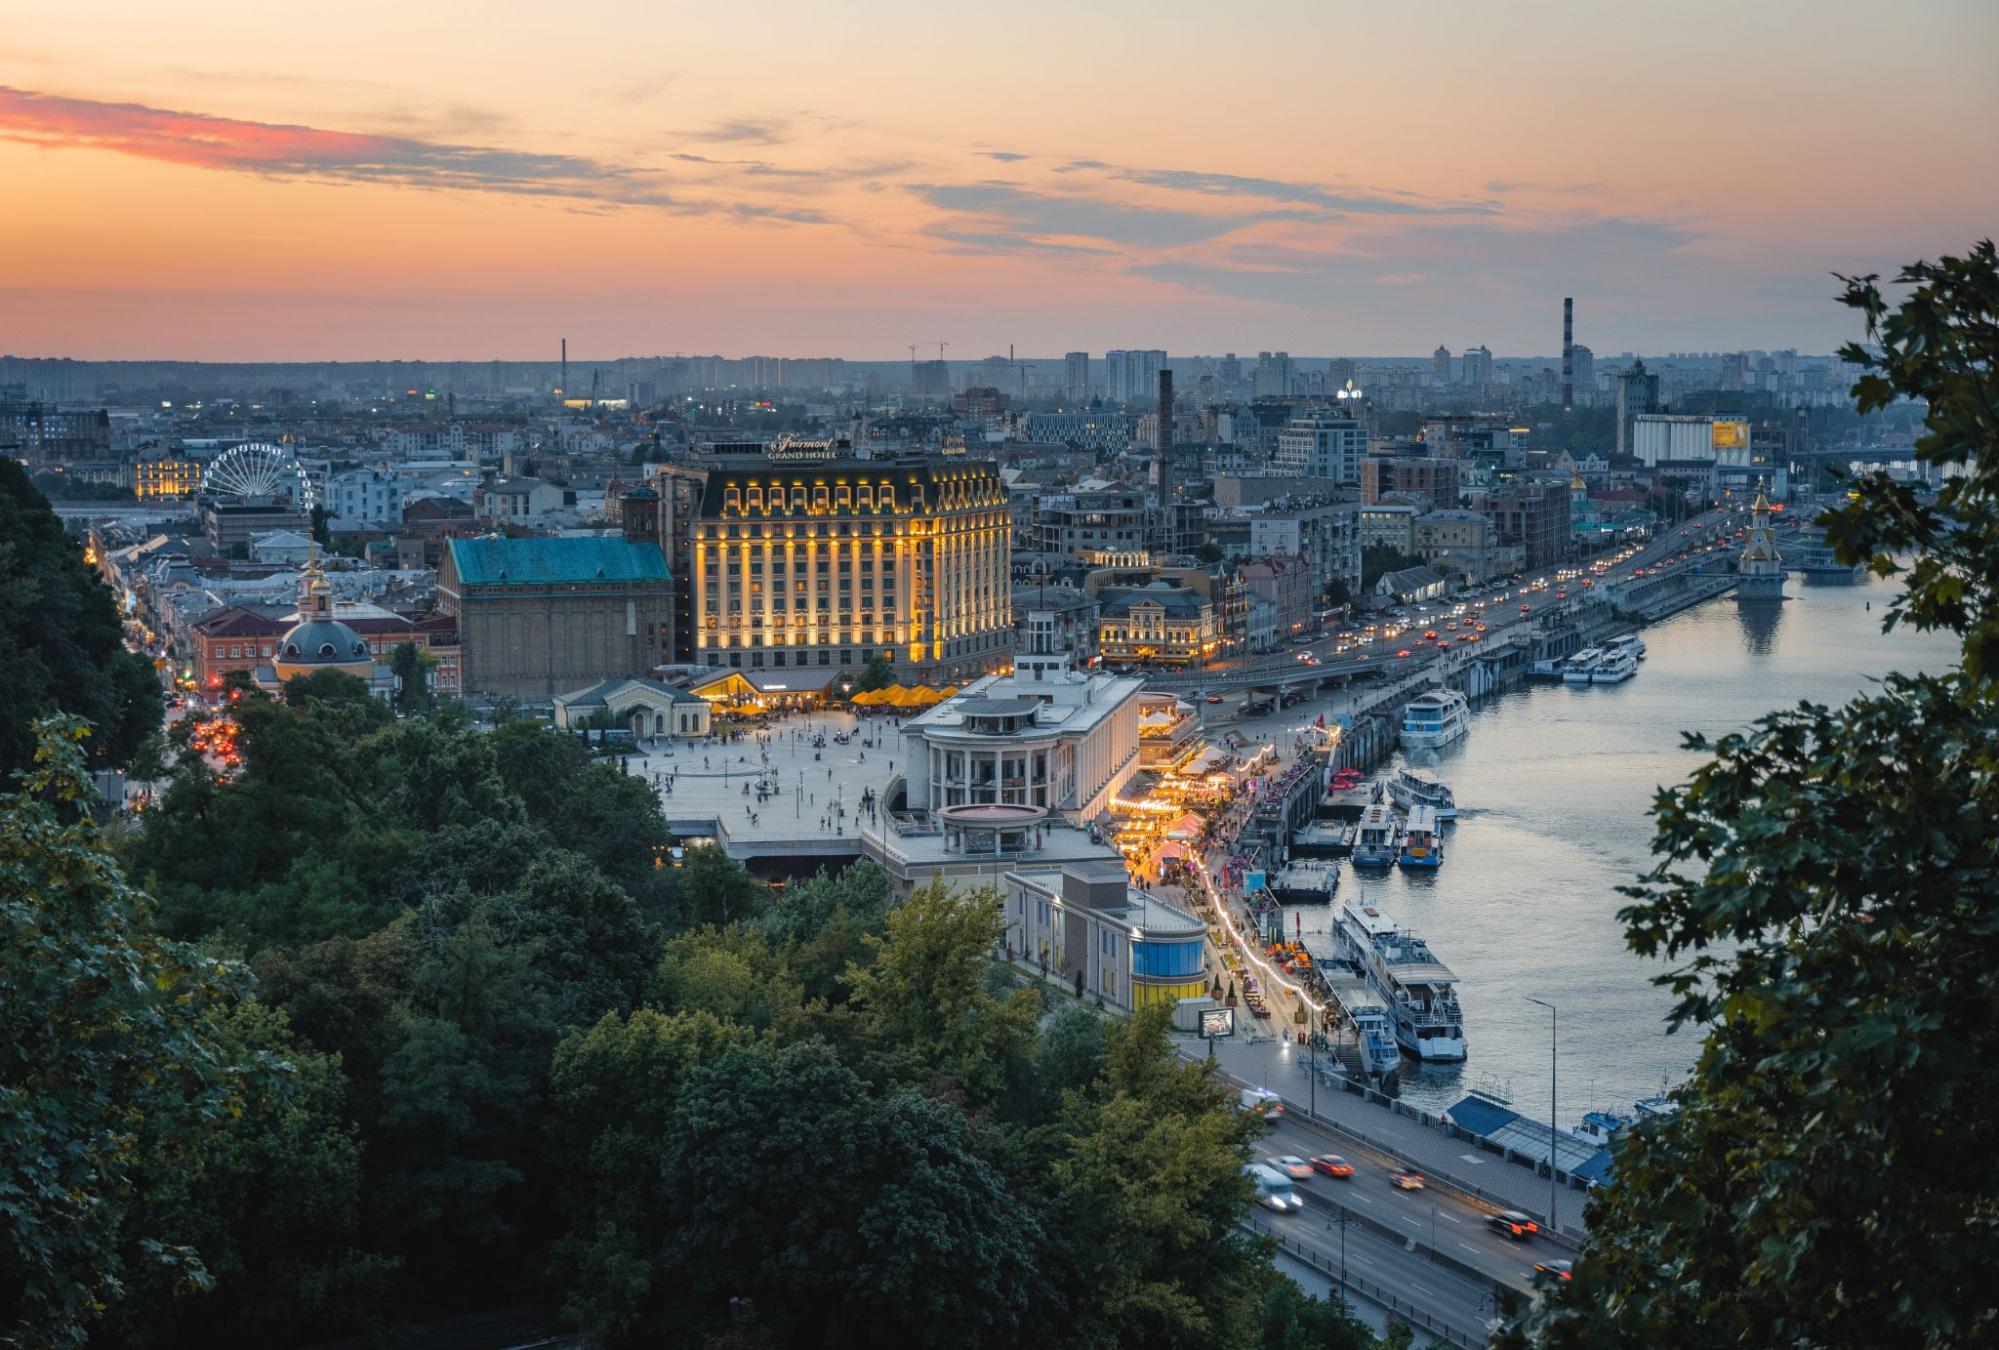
[{"xmin": 272, "ymin": 552, "xmax": 376, "ymax": 681}]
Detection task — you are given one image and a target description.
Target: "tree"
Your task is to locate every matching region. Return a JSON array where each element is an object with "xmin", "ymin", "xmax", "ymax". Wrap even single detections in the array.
[
  {"xmin": 388, "ymin": 641, "xmax": 436, "ymax": 716},
  {"xmin": 104, "ymin": 1002, "xmax": 395, "ymax": 1348},
  {"xmin": 651, "ymin": 1041, "xmax": 1046, "ymax": 1349},
  {"xmin": 1255, "ymin": 1275, "xmax": 1379, "ymax": 1350},
  {"xmin": 281, "ymin": 668, "xmax": 386, "ymax": 716},
  {"xmin": 1360, "ymin": 545, "xmax": 1426, "ymax": 591},
  {"xmin": 1500, "ymin": 241, "xmax": 1999, "ymax": 1347},
  {"xmin": 1194, "ymin": 540, "xmax": 1226, "ymax": 565},
  {"xmin": 0, "ymin": 720, "xmax": 272, "ymax": 1347},
  {"xmin": 1045, "ymin": 1001, "xmax": 1269, "ymax": 1350},
  {"xmin": 677, "ymin": 844, "xmax": 766, "ymax": 928},
  {"xmin": 844, "ymin": 879, "xmax": 1040, "ymax": 1108},
  {"xmin": 853, "ymin": 653, "xmax": 896, "ymax": 693},
  {"xmin": 0, "ymin": 460, "xmax": 160, "ymax": 779}
]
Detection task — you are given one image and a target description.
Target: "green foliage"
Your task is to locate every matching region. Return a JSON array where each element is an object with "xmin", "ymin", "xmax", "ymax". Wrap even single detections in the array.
[
  {"xmin": 1360, "ymin": 545, "xmax": 1427, "ymax": 590},
  {"xmin": 845, "ymin": 879, "xmax": 1040, "ymax": 1108},
  {"xmin": 1256, "ymin": 1274, "xmax": 1379, "ymax": 1350},
  {"xmin": 0, "ymin": 720, "xmax": 272, "ymax": 1347},
  {"xmin": 388, "ymin": 640, "xmax": 436, "ymax": 716},
  {"xmin": 105, "ymin": 1002, "xmax": 395, "ymax": 1348},
  {"xmin": 1046, "ymin": 1002, "xmax": 1269, "ymax": 1350},
  {"xmin": 677, "ymin": 843, "xmax": 767, "ymax": 928},
  {"xmin": 281, "ymin": 668, "xmax": 388, "ymax": 719},
  {"xmin": 1500, "ymin": 240, "xmax": 1999, "ymax": 1348},
  {"xmin": 0, "ymin": 461, "xmax": 160, "ymax": 779},
  {"xmin": 655, "ymin": 1041, "xmax": 1047, "ymax": 1349},
  {"xmin": 852, "ymin": 653, "xmax": 896, "ymax": 692}
]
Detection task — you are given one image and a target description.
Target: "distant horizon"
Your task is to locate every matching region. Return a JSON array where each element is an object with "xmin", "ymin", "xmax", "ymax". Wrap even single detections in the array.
[{"xmin": 4, "ymin": 2, "xmax": 1992, "ymax": 361}]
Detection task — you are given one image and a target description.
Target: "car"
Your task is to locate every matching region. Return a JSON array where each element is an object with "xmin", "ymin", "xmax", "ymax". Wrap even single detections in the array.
[
  {"xmin": 1269, "ymin": 1155, "xmax": 1315, "ymax": 1181},
  {"xmin": 1356, "ymin": 654, "xmax": 1369, "ymax": 661},
  {"xmin": 1519, "ymin": 603, "xmax": 1532, "ymax": 613},
  {"xmin": 1443, "ymin": 620, "xmax": 1458, "ymax": 630},
  {"xmin": 1310, "ymin": 1154, "xmax": 1355, "ymax": 1178},
  {"xmin": 1386, "ymin": 1167, "xmax": 1425, "ymax": 1191},
  {"xmin": 1395, "ymin": 649, "xmax": 1411, "ymax": 659},
  {"xmin": 1435, "ymin": 641, "xmax": 1452, "ymax": 651},
  {"xmin": 1486, "ymin": 1210, "xmax": 1540, "ymax": 1240},
  {"xmin": 1554, "ymin": 591, "xmax": 1567, "ymax": 599},
  {"xmin": 1204, "ymin": 694, "xmax": 1223, "ymax": 704},
  {"xmin": 1533, "ymin": 1258, "xmax": 1573, "ymax": 1283},
  {"xmin": 1423, "ymin": 629, "xmax": 1438, "ymax": 639}
]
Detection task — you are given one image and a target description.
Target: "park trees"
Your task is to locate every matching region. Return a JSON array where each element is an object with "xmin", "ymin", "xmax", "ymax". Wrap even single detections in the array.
[
  {"xmin": 1500, "ymin": 243, "xmax": 1999, "ymax": 1347},
  {"xmin": 0, "ymin": 722, "xmax": 274, "ymax": 1347}
]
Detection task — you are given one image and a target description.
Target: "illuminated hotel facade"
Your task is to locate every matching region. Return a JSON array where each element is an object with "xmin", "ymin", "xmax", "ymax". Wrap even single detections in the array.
[{"xmin": 666, "ymin": 452, "xmax": 1014, "ymax": 686}]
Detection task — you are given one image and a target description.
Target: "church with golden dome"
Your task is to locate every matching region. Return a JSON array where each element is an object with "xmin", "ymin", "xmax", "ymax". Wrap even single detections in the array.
[{"xmin": 1736, "ymin": 480, "xmax": 1787, "ymax": 604}]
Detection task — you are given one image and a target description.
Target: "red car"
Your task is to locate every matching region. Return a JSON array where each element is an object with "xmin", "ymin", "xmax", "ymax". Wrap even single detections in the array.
[
  {"xmin": 1423, "ymin": 629, "xmax": 1438, "ymax": 639},
  {"xmin": 1519, "ymin": 604, "xmax": 1532, "ymax": 613},
  {"xmin": 1310, "ymin": 1154, "xmax": 1355, "ymax": 1178},
  {"xmin": 1395, "ymin": 649, "xmax": 1412, "ymax": 658},
  {"xmin": 1554, "ymin": 591, "xmax": 1567, "ymax": 599}
]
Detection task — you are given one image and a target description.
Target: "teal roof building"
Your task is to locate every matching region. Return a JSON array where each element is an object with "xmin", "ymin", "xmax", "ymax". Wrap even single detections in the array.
[{"xmin": 439, "ymin": 536, "xmax": 676, "ymax": 700}]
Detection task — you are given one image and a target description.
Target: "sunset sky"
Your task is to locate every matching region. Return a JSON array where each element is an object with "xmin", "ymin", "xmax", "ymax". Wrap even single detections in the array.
[{"xmin": 3, "ymin": 0, "xmax": 1995, "ymax": 361}]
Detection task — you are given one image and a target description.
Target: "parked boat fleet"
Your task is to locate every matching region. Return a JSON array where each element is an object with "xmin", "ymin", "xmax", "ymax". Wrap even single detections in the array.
[
  {"xmin": 1557, "ymin": 632, "xmax": 1646, "ymax": 685},
  {"xmin": 1257, "ymin": 766, "xmax": 1470, "ymax": 1067}
]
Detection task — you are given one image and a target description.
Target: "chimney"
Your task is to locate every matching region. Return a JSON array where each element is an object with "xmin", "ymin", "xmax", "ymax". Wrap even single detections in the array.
[
  {"xmin": 1155, "ymin": 367, "xmax": 1174, "ymax": 511},
  {"xmin": 1561, "ymin": 298, "xmax": 1574, "ymax": 411},
  {"xmin": 560, "ymin": 337, "xmax": 568, "ymax": 398}
]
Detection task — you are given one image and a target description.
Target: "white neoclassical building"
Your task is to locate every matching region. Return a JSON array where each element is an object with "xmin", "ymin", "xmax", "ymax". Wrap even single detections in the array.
[{"xmin": 899, "ymin": 655, "xmax": 1143, "ymax": 825}]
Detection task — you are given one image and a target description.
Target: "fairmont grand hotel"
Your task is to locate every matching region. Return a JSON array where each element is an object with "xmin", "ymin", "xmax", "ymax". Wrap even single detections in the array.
[{"xmin": 647, "ymin": 445, "xmax": 1014, "ymax": 687}]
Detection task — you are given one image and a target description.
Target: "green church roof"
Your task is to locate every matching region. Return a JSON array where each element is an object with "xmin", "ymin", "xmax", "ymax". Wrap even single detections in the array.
[{"xmin": 446, "ymin": 537, "xmax": 670, "ymax": 586}]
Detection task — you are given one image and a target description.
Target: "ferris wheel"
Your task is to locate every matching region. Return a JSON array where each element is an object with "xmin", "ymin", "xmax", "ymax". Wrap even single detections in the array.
[{"xmin": 204, "ymin": 442, "xmax": 315, "ymax": 510}]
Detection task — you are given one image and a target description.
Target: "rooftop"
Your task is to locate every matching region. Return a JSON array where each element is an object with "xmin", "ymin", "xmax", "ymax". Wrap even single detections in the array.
[{"xmin": 445, "ymin": 536, "xmax": 670, "ymax": 586}]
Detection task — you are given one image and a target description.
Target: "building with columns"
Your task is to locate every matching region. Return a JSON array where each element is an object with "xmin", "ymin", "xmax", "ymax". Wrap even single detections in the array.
[
  {"xmin": 677, "ymin": 454, "xmax": 1014, "ymax": 686},
  {"xmin": 899, "ymin": 656, "xmax": 1144, "ymax": 825}
]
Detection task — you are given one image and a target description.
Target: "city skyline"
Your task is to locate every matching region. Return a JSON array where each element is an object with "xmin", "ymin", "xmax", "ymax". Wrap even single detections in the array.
[{"xmin": 3, "ymin": 0, "xmax": 1995, "ymax": 362}]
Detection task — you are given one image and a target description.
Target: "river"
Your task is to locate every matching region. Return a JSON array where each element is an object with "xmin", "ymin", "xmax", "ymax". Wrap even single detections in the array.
[{"xmin": 1279, "ymin": 573, "xmax": 1959, "ymax": 1121}]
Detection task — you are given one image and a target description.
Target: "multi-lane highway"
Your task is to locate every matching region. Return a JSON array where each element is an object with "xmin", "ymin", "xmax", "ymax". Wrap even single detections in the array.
[{"xmin": 1146, "ymin": 506, "xmax": 1752, "ymax": 696}]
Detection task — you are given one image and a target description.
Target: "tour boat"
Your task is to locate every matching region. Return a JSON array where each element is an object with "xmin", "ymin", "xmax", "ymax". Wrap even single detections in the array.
[
  {"xmin": 1384, "ymin": 767, "xmax": 1457, "ymax": 820},
  {"xmin": 1563, "ymin": 648, "xmax": 1603, "ymax": 684},
  {"xmin": 1400, "ymin": 688, "xmax": 1471, "ymax": 750},
  {"xmin": 1350, "ymin": 803, "xmax": 1401, "ymax": 868},
  {"xmin": 1335, "ymin": 898, "xmax": 1467, "ymax": 1061},
  {"xmin": 1591, "ymin": 647, "xmax": 1638, "ymax": 684},
  {"xmin": 1396, "ymin": 806, "xmax": 1444, "ymax": 869}
]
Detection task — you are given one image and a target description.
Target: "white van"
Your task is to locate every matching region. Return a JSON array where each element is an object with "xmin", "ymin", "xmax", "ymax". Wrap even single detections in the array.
[
  {"xmin": 1244, "ymin": 1163, "xmax": 1303, "ymax": 1213},
  {"xmin": 1238, "ymin": 1086, "xmax": 1285, "ymax": 1117}
]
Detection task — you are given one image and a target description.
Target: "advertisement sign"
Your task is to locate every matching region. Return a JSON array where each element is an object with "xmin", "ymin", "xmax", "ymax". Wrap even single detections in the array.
[
  {"xmin": 1711, "ymin": 419, "xmax": 1749, "ymax": 451},
  {"xmin": 1200, "ymin": 1007, "xmax": 1236, "ymax": 1040}
]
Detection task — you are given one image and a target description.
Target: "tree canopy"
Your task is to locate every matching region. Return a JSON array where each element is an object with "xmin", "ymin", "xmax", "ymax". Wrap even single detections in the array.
[
  {"xmin": 1500, "ymin": 242, "xmax": 1999, "ymax": 1347},
  {"xmin": 0, "ymin": 462, "xmax": 159, "ymax": 779}
]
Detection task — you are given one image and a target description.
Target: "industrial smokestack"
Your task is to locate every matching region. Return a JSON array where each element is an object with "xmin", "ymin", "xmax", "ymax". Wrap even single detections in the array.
[
  {"xmin": 561, "ymin": 338, "xmax": 568, "ymax": 398},
  {"xmin": 1561, "ymin": 298, "xmax": 1574, "ymax": 411},
  {"xmin": 1156, "ymin": 367, "xmax": 1174, "ymax": 497}
]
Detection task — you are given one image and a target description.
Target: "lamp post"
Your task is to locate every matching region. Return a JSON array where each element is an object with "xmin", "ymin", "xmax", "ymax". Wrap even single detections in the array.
[{"xmin": 1527, "ymin": 996, "xmax": 1559, "ymax": 1233}]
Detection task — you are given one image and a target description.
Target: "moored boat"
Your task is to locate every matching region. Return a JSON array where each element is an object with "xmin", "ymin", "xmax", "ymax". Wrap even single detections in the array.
[
  {"xmin": 1397, "ymin": 805, "xmax": 1443, "ymax": 868},
  {"xmin": 1334, "ymin": 898, "xmax": 1467, "ymax": 1061},
  {"xmin": 1385, "ymin": 767, "xmax": 1457, "ymax": 820},
  {"xmin": 1350, "ymin": 803, "xmax": 1401, "ymax": 868},
  {"xmin": 1401, "ymin": 688, "xmax": 1471, "ymax": 750}
]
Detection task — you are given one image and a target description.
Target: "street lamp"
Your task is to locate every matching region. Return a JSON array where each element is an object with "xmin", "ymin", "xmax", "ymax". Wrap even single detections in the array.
[{"xmin": 1526, "ymin": 996, "xmax": 1559, "ymax": 1233}]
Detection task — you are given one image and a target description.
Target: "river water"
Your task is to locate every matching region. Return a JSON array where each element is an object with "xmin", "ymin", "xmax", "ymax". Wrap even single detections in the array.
[{"xmin": 1280, "ymin": 573, "xmax": 1958, "ymax": 1121}]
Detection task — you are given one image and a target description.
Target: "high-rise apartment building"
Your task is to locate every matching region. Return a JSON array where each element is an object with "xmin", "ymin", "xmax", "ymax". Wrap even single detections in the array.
[
  {"xmin": 1461, "ymin": 345, "xmax": 1493, "ymax": 388},
  {"xmin": 1432, "ymin": 346, "xmax": 1453, "ymax": 386},
  {"xmin": 1063, "ymin": 351, "xmax": 1090, "ymax": 401},
  {"xmin": 1615, "ymin": 360, "xmax": 1662, "ymax": 458},
  {"xmin": 1254, "ymin": 351, "xmax": 1294, "ymax": 398},
  {"xmin": 1104, "ymin": 349, "xmax": 1168, "ymax": 404}
]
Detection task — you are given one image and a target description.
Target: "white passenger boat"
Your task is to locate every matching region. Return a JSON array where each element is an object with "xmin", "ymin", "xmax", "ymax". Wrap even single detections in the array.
[
  {"xmin": 1400, "ymin": 688, "xmax": 1470, "ymax": 749},
  {"xmin": 1350, "ymin": 803, "xmax": 1401, "ymax": 868},
  {"xmin": 1563, "ymin": 648, "xmax": 1603, "ymax": 684},
  {"xmin": 1384, "ymin": 767, "xmax": 1457, "ymax": 820},
  {"xmin": 1397, "ymin": 805, "xmax": 1443, "ymax": 869},
  {"xmin": 1602, "ymin": 633, "xmax": 1647, "ymax": 662},
  {"xmin": 1335, "ymin": 899, "xmax": 1467, "ymax": 1061},
  {"xmin": 1592, "ymin": 647, "xmax": 1638, "ymax": 684}
]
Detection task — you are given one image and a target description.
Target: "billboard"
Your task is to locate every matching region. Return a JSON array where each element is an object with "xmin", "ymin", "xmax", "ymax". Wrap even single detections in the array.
[
  {"xmin": 1200, "ymin": 1007, "xmax": 1236, "ymax": 1040},
  {"xmin": 1711, "ymin": 419, "xmax": 1749, "ymax": 451}
]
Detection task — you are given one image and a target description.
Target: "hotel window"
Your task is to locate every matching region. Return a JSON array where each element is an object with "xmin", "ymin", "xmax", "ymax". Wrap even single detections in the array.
[{"xmin": 834, "ymin": 485, "xmax": 851, "ymax": 510}]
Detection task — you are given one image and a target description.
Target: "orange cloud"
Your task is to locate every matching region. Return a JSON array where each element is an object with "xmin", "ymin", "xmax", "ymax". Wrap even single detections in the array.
[{"xmin": 0, "ymin": 85, "xmax": 827, "ymax": 221}]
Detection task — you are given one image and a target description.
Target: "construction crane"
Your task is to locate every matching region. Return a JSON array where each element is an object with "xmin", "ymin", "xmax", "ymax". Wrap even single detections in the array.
[{"xmin": 934, "ymin": 341, "xmax": 949, "ymax": 361}]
